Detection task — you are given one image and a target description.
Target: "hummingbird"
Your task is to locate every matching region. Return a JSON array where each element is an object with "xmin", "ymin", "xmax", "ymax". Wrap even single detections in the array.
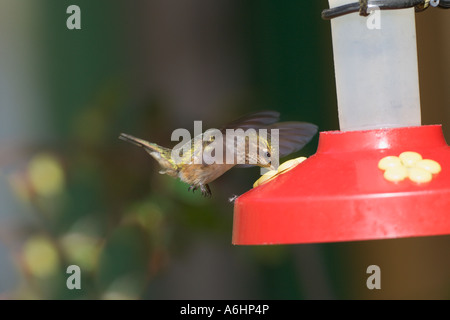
[{"xmin": 119, "ymin": 111, "xmax": 317, "ymax": 197}]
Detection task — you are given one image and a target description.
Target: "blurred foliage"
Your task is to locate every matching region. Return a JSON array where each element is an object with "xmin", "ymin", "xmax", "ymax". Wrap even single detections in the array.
[{"xmin": 6, "ymin": 92, "xmax": 234, "ymax": 299}]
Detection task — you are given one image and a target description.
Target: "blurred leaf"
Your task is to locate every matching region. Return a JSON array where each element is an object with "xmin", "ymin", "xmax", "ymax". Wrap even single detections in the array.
[{"xmin": 96, "ymin": 225, "xmax": 151, "ymax": 297}]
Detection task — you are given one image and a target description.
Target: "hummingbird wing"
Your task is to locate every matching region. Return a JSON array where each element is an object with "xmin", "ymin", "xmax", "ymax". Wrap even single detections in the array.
[
  {"xmin": 269, "ymin": 122, "xmax": 318, "ymax": 158},
  {"xmin": 180, "ymin": 111, "xmax": 280, "ymax": 165},
  {"xmin": 221, "ymin": 111, "xmax": 318, "ymax": 167},
  {"xmin": 215, "ymin": 111, "xmax": 279, "ymax": 166},
  {"xmin": 220, "ymin": 110, "xmax": 280, "ymax": 131}
]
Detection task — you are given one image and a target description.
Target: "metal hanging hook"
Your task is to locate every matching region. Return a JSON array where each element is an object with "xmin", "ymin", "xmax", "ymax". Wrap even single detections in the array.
[{"xmin": 322, "ymin": 0, "xmax": 450, "ymax": 20}]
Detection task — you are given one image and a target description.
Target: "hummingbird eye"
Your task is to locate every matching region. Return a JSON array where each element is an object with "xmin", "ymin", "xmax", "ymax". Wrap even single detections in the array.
[{"xmin": 266, "ymin": 151, "xmax": 271, "ymax": 158}]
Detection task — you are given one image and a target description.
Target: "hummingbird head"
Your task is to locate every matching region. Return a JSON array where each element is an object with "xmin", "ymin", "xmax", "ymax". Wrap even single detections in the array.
[{"xmin": 245, "ymin": 133, "xmax": 277, "ymax": 170}]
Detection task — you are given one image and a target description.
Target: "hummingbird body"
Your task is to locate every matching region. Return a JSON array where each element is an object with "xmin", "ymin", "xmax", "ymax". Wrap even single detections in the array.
[
  {"xmin": 119, "ymin": 132, "xmax": 236, "ymax": 196},
  {"xmin": 120, "ymin": 111, "xmax": 318, "ymax": 197}
]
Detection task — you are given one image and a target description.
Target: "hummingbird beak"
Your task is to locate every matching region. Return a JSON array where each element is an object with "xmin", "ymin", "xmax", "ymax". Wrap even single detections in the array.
[{"xmin": 269, "ymin": 164, "xmax": 277, "ymax": 171}]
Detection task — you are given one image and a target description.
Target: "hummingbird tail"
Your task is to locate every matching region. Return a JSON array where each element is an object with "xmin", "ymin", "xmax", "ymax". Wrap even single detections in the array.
[
  {"xmin": 119, "ymin": 133, "xmax": 177, "ymax": 172},
  {"xmin": 119, "ymin": 133, "xmax": 164, "ymax": 153}
]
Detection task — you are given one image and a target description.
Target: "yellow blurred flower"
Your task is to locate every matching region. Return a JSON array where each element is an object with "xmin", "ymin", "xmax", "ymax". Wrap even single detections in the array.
[
  {"xmin": 22, "ymin": 235, "xmax": 60, "ymax": 278},
  {"xmin": 101, "ymin": 275, "xmax": 141, "ymax": 300},
  {"xmin": 61, "ymin": 233, "xmax": 101, "ymax": 272},
  {"xmin": 28, "ymin": 153, "xmax": 65, "ymax": 197}
]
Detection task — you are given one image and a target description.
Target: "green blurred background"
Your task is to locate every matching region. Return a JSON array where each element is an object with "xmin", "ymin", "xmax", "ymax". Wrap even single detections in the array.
[{"xmin": 1, "ymin": 0, "xmax": 450, "ymax": 299}]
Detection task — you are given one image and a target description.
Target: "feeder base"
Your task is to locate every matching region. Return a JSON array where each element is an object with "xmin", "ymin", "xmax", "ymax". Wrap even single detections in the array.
[{"xmin": 232, "ymin": 125, "xmax": 450, "ymax": 245}]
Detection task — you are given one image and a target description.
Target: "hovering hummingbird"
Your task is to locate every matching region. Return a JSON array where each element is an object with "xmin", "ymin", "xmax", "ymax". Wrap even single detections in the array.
[{"xmin": 119, "ymin": 111, "xmax": 317, "ymax": 197}]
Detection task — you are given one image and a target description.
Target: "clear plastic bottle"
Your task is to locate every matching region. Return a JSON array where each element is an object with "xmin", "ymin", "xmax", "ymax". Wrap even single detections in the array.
[{"xmin": 329, "ymin": 0, "xmax": 421, "ymax": 131}]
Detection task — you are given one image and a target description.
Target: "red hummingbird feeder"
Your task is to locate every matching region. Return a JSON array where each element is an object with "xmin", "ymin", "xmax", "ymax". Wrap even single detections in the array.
[{"xmin": 232, "ymin": 0, "xmax": 450, "ymax": 244}]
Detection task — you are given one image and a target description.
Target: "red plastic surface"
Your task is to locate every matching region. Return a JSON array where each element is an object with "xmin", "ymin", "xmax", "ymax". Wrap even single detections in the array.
[{"xmin": 232, "ymin": 125, "xmax": 450, "ymax": 245}]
